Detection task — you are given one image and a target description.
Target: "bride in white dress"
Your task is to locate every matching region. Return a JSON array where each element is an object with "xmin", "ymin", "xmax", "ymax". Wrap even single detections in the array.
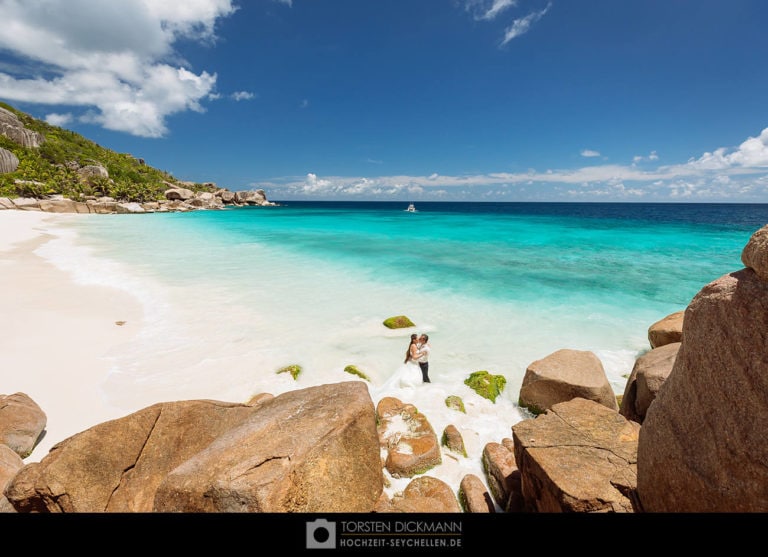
[{"xmin": 385, "ymin": 334, "xmax": 424, "ymax": 389}]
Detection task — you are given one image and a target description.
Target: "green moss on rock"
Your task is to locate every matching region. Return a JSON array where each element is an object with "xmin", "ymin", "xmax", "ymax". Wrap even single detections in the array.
[
  {"xmin": 444, "ymin": 395, "xmax": 466, "ymax": 413},
  {"xmin": 441, "ymin": 430, "xmax": 468, "ymax": 458},
  {"xmin": 343, "ymin": 364, "xmax": 371, "ymax": 382},
  {"xmin": 382, "ymin": 315, "xmax": 415, "ymax": 329},
  {"xmin": 464, "ymin": 370, "xmax": 506, "ymax": 403},
  {"xmin": 276, "ymin": 364, "xmax": 302, "ymax": 380}
]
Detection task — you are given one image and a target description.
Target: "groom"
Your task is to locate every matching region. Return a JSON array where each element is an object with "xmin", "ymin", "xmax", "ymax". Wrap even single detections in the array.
[{"xmin": 417, "ymin": 334, "xmax": 431, "ymax": 383}]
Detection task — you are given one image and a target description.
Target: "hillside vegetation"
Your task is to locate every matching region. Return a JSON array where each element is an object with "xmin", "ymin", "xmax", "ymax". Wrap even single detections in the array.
[{"xmin": 0, "ymin": 101, "xmax": 215, "ymax": 202}]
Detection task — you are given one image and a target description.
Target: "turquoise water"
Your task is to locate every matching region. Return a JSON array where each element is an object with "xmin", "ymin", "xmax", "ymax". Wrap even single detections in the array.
[
  {"xmin": 58, "ymin": 202, "xmax": 764, "ymax": 394},
  {"xmin": 41, "ymin": 201, "xmax": 765, "ymax": 498}
]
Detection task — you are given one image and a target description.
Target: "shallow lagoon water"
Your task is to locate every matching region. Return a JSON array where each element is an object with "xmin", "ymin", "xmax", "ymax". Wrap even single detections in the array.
[{"xmin": 39, "ymin": 201, "xmax": 768, "ymax": 501}]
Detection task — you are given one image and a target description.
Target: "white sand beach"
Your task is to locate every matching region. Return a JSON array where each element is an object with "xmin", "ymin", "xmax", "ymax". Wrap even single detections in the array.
[
  {"xmin": 0, "ymin": 209, "xmax": 527, "ymax": 499},
  {"xmin": 0, "ymin": 210, "xmax": 145, "ymax": 460}
]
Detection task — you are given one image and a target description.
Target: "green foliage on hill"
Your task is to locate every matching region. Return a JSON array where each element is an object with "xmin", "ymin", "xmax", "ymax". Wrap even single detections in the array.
[{"xmin": 0, "ymin": 101, "xmax": 215, "ymax": 202}]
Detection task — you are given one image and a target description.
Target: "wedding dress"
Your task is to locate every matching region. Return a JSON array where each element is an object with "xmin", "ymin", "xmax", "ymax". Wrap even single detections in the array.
[
  {"xmin": 379, "ymin": 358, "xmax": 423, "ymax": 392},
  {"xmin": 396, "ymin": 359, "xmax": 423, "ymax": 388}
]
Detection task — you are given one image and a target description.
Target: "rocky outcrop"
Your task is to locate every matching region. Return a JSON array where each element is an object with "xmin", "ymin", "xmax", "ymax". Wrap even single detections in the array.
[
  {"xmin": 77, "ymin": 164, "xmax": 109, "ymax": 181},
  {"xmin": 647, "ymin": 310, "xmax": 684, "ymax": 348},
  {"xmin": 0, "ymin": 393, "xmax": 47, "ymax": 459},
  {"xmin": 619, "ymin": 342, "xmax": 679, "ymax": 424},
  {"xmin": 441, "ymin": 424, "xmax": 466, "ymax": 457},
  {"xmin": 512, "ymin": 397, "xmax": 639, "ymax": 512},
  {"xmin": 38, "ymin": 198, "xmax": 92, "ymax": 214},
  {"xmin": 741, "ymin": 224, "xmax": 768, "ymax": 281},
  {"xmin": 481, "ymin": 440, "xmax": 522, "ymax": 512},
  {"xmin": 518, "ymin": 348, "xmax": 618, "ymax": 415},
  {"xmin": 376, "ymin": 397, "xmax": 441, "ymax": 479},
  {"xmin": 164, "ymin": 187, "xmax": 194, "ymax": 201},
  {"xmin": 0, "ymin": 147, "xmax": 19, "ymax": 174},
  {"xmin": 0, "ymin": 445, "xmax": 23, "ymax": 503},
  {"xmin": 5, "ymin": 382, "xmax": 383, "ymax": 513},
  {"xmin": 375, "ymin": 476, "xmax": 460, "ymax": 513},
  {"xmin": 153, "ymin": 382, "xmax": 382, "ymax": 513},
  {"xmin": 0, "ymin": 107, "xmax": 44, "ymax": 148},
  {"xmin": 115, "ymin": 202, "xmax": 146, "ymax": 214},
  {"xmin": 234, "ymin": 189, "xmax": 268, "ymax": 205},
  {"xmin": 2, "ymin": 187, "xmax": 278, "ymax": 215},
  {"xmin": 9, "ymin": 197, "xmax": 40, "ymax": 210},
  {"xmin": 458, "ymin": 473, "xmax": 496, "ymax": 513},
  {"xmin": 4, "ymin": 226, "xmax": 768, "ymax": 513},
  {"xmin": 217, "ymin": 189, "xmax": 236, "ymax": 203},
  {"xmin": 636, "ymin": 229, "xmax": 768, "ymax": 511}
]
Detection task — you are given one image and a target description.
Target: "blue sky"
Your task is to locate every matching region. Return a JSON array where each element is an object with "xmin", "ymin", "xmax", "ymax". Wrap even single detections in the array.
[{"xmin": 1, "ymin": 0, "xmax": 767, "ymax": 202}]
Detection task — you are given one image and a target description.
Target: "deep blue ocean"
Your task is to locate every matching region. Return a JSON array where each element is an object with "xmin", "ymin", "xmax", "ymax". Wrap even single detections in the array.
[{"xmin": 40, "ymin": 201, "xmax": 767, "ymax": 497}]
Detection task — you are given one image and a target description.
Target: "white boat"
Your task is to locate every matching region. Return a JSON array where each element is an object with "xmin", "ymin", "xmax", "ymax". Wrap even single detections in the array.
[{"xmin": 405, "ymin": 203, "xmax": 417, "ymax": 212}]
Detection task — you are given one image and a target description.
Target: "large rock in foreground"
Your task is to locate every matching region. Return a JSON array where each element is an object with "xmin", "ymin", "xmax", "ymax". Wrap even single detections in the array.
[
  {"xmin": 636, "ymin": 267, "xmax": 768, "ymax": 512},
  {"xmin": 518, "ymin": 349, "xmax": 618, "ymax": 415},
  {"xmin": 5, "ymin": 381, "xmax": 383, "ymax": 513},
  {"xmin": 512, "ymin": 397, "xmax": 639, "ymax": 513}
]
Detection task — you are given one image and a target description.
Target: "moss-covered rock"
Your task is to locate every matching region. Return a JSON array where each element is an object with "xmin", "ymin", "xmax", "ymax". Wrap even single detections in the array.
[
  {"xmin": 382, "ymin": 315, "xmax": 415, "ymax": 329},
  {"xmin": 276, "ymin": 364, "xmax": 302, "ymax": 380},
  {"xmin": 343, "ymin": 365, "xmax": 370, "ymax": 382},
  {"xmin": 445, "ymin": 395, "xmax": 466, "ymax": 413},
  {"xmin": 464, "ymin": 370, "xmax": 506, "ymax": 403},
  {"xmin": 441, "ymin": 425, "xmax": 468, "ymax": 457}
]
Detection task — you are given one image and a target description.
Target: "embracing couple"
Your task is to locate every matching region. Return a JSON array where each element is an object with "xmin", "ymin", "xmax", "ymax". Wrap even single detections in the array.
[{"xmin": 405, "ymin": 333, "xmax": 431, "ymax": 384}]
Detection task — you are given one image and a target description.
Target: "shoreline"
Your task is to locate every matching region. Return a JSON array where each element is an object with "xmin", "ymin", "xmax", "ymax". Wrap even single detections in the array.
[
  {"xmin": 0, "ymin": 209, "xmax": 525, "ymax": 497},
  {"xmin": 0, "ymin": 210, "xmax": 145, "ymax": 460}
]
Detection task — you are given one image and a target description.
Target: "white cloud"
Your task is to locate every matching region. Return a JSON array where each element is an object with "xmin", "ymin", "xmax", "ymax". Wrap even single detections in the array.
[
  {"xmin": 464, "ymin": 1, "xmax": 551, "ymax": 47},
  {"xmin": 257, "ymin": 127, "xmax": 768, "ymax": 201},
  {"xmin": 633, "ymin": 150, "xmax": 659, "ymax": 163},
  {"xmin": 299, "ymin": 99, "xmax": 309, "ymax": 109},
  {"xmin": 685, "ymin": 127, "xmax": 768, "ymax": 170},
  {"xmin": 581, "ymin": 149, "xmax": 600, "ymax": 158},
  {"xmin": 466, "ymin": 0, "xmax": 519, "ymax": 21},
  {"xmin": 0, "ymin": 0, "xmax": 237, "ymax": 137},
  {"xmin": 302, "ymin": 173, "xmax": 333, "ymax": 194},
  {"xmin": 44, "ymin": 112, "xmax": 73, "ymax": 127},
  {"xmin": 232, "ymin": 91, "xmax": 255, "ymax": 101},
  {"xmin": 501, "ymin": 2, "xmax": 552, "ymax": 45}
]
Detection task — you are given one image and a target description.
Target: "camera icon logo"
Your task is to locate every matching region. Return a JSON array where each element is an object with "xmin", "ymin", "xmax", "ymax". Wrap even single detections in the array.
[{"xmin": 306, "ymin": 519, "xmax": 336, "ymax": 549}]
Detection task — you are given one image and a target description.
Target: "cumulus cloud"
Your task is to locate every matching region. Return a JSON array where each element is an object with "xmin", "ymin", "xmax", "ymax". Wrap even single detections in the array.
[
  {"xmin": 501, "ymin": 2, "xmax": 552, "ymax": 45},
  {"xmin": 580, "ymin": 149, "xmax": 600, "ymax": 158},
  {"xmin": 44, "ymin": 112, "xmax": 73, "ymax": 127},
  {"xmin": 0, "ymin": 0, "xmax": 237, "ymax": 137},
  {"xmin": 687, "ymin": 127, "xmax": 768, "ymax": 169},
  {"xmin": 256, "ymin": 127, "xmax": 768, "ymax": 202}
]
